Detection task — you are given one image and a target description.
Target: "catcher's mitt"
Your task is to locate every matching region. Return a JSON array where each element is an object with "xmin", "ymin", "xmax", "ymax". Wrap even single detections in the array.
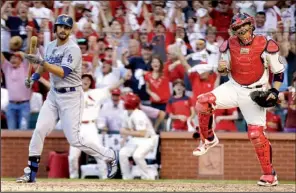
[{"xmin": 250, "ymin": 88, "xmax": 279, "ymax": 108}]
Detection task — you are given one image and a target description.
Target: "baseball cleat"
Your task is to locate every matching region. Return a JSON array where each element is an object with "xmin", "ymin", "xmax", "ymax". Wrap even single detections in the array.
[
  {"xmin": 257, "ymin": 174, "xmax": 279, "ymax": 187},
  {"xmin": 16, "ymin": 167, "xmax": 35, "ymax": 183},
  {"xmin": 192, "ymin": 133, "xmax": 219, "ymax": 156},
  {"xmin": 107, "ymin": 150, "xmax": 118, "ymax": 179}
]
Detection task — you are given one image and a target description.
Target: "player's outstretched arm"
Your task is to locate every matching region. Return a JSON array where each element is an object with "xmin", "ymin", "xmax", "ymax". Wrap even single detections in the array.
[{"xmin": 24, "ymin": 54, "xmax": 66, "ymax": 78}]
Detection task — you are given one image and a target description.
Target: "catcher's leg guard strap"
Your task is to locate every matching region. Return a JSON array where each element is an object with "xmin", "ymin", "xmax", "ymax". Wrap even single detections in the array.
[
  {"xmin": 248, "ymin": 125, "xmax": 273, "ymax": 175},
  {"xmin": 195, "ymin": 93, "xmax": 216, "ymax": 141}
]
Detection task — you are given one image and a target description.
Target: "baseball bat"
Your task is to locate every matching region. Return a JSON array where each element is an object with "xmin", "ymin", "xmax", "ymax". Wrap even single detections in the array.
[{"xmin": 27, "ymin": 36, "xmax": 38, "ymax": 78}]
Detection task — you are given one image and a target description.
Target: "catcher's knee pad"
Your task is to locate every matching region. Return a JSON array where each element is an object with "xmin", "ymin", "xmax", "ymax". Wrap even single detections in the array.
[
  {"xmin": 195, "ymin": 93, "xmax": 216, "ymax": 140},
  {"xmin": 195, "ymin": 92, "xmax": 216, "ymax": 114},
  {"xmin": 248, "ymin": 125, "xmax": 273, "ymax": 175}
]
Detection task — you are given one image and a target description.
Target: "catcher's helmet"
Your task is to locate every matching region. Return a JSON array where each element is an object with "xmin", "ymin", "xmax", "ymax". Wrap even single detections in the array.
[
  {"xmin": 122, "ymin": 92, "xmax": 140, "ymax": 110},
  {"xmin": 54, "ymin": 14, "xmax": 73, "ymax": 33},
  {"xmin": 230, "ymin": 12, "xmax": 255, "ymax": 31},
  {"xmin": 230, "ymin": 13, "xmax": 255, "ymax": 45}
]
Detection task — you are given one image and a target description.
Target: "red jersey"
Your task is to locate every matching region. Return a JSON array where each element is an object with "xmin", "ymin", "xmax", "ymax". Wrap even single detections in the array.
[
  {"xmin": 166, "ymin": 96, "xmax": 192, "ymax": 131},
  {"xmin": 190, "ymin": 72, "xmax": 217, "ymax": 105},
  {"xmin": 209, "ymin": 9, "xmax": 233, "ymax": 41},
  {"xmin": 266, "ymin": 111, "xmax": 282, "ymax": 132},
  {"xmin": 214, "ymin": 108, "xmax": 238, "ymax": 132},
  {"xmin": 144, "ymin": 72, "xmax": 170, "ymax": 103},
  {"xmin": 163, "ymin": 60, "xmax": 186, "ymax": 82},
  {"xmin": 82, "ymin": 53, "xmax": 93, "ymax": 63}
]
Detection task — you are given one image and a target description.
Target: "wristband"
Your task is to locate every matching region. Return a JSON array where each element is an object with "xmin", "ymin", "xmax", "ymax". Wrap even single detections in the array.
[{"xmin": 31, "ymin": 73, "xmax": 41, "ymax": 81}]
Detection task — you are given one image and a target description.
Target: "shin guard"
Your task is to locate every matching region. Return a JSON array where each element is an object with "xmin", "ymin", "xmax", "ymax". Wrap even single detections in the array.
[
  {"xmin": 248, "ymin": 125, "xmax": 273, "ymax": 175},
  {"xmin": 195, "ymin": 93, "xmax": 216, "ymax": 141}
]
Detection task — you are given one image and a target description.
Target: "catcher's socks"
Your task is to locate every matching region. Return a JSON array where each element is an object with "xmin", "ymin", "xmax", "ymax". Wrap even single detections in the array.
[
  {"xmin": 16, "ymin": 156, "xmax": 40, "ymax": 183},
  {"xmin": 193, "ymin": 133, "xmax": 219, "ymax": 156},
  {"xmin": 257, "ymin": 171, "xmax": 279, "ymax": 187}
]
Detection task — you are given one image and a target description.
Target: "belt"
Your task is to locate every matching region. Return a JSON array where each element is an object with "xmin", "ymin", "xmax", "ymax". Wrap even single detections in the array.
[
  {"xmin": 54, "ymin": 87, "xmax": 76, "ymax": 93},
  {"xmin": 242, "ymin": 85, "xmax": 263, "ymax": 89},
  {"xmin": 81, "ymin": 120, "xmax": 95, "ymax": 124},
  {"xmin": 9, "ymin": 100, "xmax": 29, "ymax": 104}
]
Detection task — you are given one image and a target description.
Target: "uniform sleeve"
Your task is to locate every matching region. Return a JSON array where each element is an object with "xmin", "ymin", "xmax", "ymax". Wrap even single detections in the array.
[
  {"xmin": 90, "ymin": 87, "xmax": 111, "ymax": 103},
  {"xmin": 61, "ymin": 46, "xmax": 81, "ymax": 70},
  {"xmin": 264, "ymin": 51, "xmax": 285, "ymax": 74},
  {"xmin": 1, "ymin": 58, "xmax": 10, "ymax": 73},
  {"xmin": 140, "ymin": 105, "xmax": 160, "ymax": 119}
]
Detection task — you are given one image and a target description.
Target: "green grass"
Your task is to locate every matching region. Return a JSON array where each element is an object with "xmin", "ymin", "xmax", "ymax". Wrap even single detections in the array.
[{"xmin": 1, "ymin": 178, "xmax": 295, "ymax": 184}]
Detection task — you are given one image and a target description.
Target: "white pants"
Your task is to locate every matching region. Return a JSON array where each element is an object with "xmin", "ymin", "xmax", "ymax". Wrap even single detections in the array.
[
  {"xmin": 212, "ymin": 81, "xmax": 266, "ymax": 126},
  {"xmin": 119, "ymin": 136, "xmax": 157, "ymax": 180},
  {"xmin": 29, "ymin": 88, "xmax": 115, "ymax": 162},
  {"xmin": 68, "ymin": 122, "xmax": 107, "ymax": 179}
]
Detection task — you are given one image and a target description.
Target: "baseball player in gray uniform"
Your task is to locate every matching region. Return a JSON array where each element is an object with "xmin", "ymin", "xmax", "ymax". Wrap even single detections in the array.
[{"xmin": 16, "ymin": 14, "xmax": 118, "ymax": 183}]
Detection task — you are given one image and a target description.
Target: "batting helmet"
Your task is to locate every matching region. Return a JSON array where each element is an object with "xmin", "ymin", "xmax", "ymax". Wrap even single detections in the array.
[
  {"xmin": 122, "ymin": 92, "xmax": 141, "ymax": 110},
  {"xmin": 54, "ymin": 14, "xmax": 73, "ymax": 33}
]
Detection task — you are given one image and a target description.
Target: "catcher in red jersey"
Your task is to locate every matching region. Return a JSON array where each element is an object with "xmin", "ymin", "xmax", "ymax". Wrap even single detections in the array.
[{"xmin": 191, "ymin": 13, "xmax": 285, "ymax": 187}]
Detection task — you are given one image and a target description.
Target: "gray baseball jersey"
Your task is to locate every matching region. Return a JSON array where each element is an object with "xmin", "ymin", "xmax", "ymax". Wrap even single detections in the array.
[{"xmin": 44, "ymin": 39, "xmax": 82, "ymax": 88}]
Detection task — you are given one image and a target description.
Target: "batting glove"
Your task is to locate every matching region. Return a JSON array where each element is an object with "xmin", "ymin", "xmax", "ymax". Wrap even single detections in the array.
[
  {"xmin": 24, "ymin": 73, "xmax": 40, "ymax": 89},
  {"xmin": 24, "ymin": 54, "xmax": 45, "ymax": 66},
  {"xmin": 24, "ymin": 77, "xmax": 33, "ymax": 89}
]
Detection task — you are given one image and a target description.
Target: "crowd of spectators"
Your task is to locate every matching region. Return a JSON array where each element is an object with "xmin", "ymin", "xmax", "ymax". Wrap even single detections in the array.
[{"xmin": 1, "ymin": 0, "xmax": 295, "ymax": 133}]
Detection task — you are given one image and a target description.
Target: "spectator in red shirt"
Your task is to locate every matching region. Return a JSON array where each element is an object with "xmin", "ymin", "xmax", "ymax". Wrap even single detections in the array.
[
  {"xmin": 265, "ymin": 107, "xmax": 283, "ymax": 133},
  {"xmin": 214, "ymin": 108, "xmax": 239, "ymax": 132},
  {"xmin": 166, "ymin": 79, "xmax": 194, "ymax": 131},
  {"xmin": 144, "ymin": 55, "xmax": 170, "ymax": 111},
  {"xmin": 163, "ymin": 44, "xmax": 186, "ymax": 83},
  {"xmin": 209, "ymin": 0, "xmax": 233, "ymax": 41}
]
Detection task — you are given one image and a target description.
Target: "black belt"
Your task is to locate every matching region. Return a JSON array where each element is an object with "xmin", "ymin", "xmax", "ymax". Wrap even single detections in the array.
[
  {"xmin": 242, "ymin": 85, "xmax": 263, "ymax": 89},
  {"xmin": 54, "ymin": 87, "xmax": 76, "ymax": 93},
  {"xmin": 9, "ymin": 100, "xmax": 29, "ymax": 104}
]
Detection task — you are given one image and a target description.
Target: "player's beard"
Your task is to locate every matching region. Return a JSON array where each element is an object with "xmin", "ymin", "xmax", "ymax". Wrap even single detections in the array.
[{"xmin": 57, "ymin": 32, "xmax": 70, "ymax": 41}]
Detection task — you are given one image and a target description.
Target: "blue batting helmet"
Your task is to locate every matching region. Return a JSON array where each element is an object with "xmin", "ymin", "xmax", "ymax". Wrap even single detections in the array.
[{"xmin": 54, "ymin": 14, "xmax": 73, "ymax": 32}]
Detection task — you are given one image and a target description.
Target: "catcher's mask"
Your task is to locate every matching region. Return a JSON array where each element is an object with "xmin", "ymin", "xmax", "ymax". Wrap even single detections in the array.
[{"xmin": 230, "ymin": 13, "xmax": 255, "ymax": 45}]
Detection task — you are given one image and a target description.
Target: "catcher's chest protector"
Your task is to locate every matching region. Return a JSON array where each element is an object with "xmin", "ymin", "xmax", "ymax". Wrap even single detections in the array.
[{"xmin": 229, "ymin": 35, "xmax": 266, "ymax": 85}]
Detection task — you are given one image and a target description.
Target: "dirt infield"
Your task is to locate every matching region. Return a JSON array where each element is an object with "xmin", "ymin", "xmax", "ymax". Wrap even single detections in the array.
[{"xmin": 1, "ymin": 179, "xmax": 295, "ymax": 192}]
